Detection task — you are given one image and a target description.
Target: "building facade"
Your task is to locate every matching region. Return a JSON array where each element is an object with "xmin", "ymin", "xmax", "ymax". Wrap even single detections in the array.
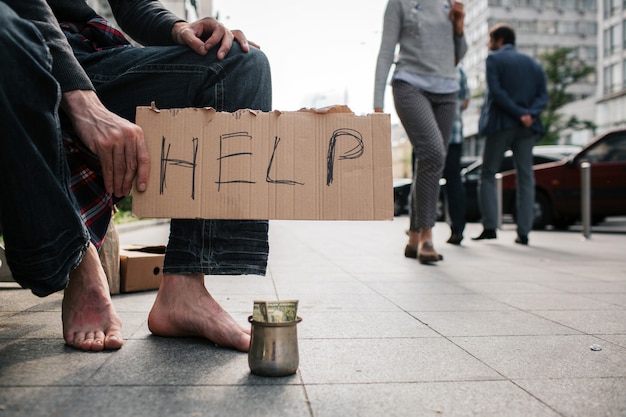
[{"xmin": 596, "ymin": 0, "xmax": 626, "ymax": 131}]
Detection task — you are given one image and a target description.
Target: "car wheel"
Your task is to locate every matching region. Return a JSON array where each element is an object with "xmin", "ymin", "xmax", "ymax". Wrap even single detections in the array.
[
  {"xmin": 512, "ymin": 191, "xmax": 552, "ymax": 230},
  {"xmin": 532, "ymin": 192, "xmax": 552, "ymax": 230},
  {"xmin": 394, "ymin": 196, "xmax": 403, "ymax": 217},
  {"xmin": 552, "ymin": 217, "xmax": 574, "ymax": 230}
]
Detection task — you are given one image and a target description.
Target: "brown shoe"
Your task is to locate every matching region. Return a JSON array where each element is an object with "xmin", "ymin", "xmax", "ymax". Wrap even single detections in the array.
[{"xmin": 417, "ymin": 241, "xmax": 443, "ymax": 264}]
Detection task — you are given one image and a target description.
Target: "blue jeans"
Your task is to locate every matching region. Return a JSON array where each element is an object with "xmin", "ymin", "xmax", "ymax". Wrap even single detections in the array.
[
  {"xmin": 478, "ymin": 127, "xmax": 537, "ymax": 237},
  {"xmin": 0, "ymin": 5, "xmax": 90, "ymax": 296},
  {"xmin": 0, "ymin": 6, "xmax": 272, "ymax": 296},
  {"xmin": 69, "ymin": 34, "xmax": 273, "ymax": 277}
]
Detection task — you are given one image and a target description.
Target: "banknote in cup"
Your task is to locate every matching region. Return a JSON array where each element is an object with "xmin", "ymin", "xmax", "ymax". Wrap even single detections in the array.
[
  {"xmin": 253, "ymin": 300, "xmax": 298, "ymax": 323},
  {"xmin": 253, "ymin": 300, "xmax": 268, "ymax": 322}
]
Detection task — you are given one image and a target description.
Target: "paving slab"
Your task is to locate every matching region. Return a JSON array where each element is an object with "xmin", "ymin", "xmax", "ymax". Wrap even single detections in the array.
[{"xmin": 0, "ymin": 217, "xmax": 624, "ymax": 416}]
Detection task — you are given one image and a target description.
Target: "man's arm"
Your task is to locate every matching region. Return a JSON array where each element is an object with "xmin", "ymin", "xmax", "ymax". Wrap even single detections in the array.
[
  {"xmin": 109, "ymin": 0, "xmax": 255, "ymax": 59},
  {"xmin": 4, "ymin": 0, "xmax": 93, "ymax": 92},
  {"xmin": 5, "ymin": 0, "xmax": 149, "ymax": 198}
]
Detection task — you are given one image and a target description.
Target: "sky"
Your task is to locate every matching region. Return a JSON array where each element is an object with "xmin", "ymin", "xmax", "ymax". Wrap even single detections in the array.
[{"xmin": 212, "ymin": 0, "xmax": 393, "ymax": 118}]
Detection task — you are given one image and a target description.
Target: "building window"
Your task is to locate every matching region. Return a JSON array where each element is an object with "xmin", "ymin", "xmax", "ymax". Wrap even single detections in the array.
[
  {"xmin": 559, "ymin": 21, "xmax": 578, "ymax": 34},
  {"xmin": 581, "ymin": 0, "xmax": 596, "ymax": 11},
  {"xmin": 579, "ymin": 45, "xmax": 597, "ymax": 60},
  {"xmin": 560, "ymin": 0, "xmax": 578, "ymax": 8},
  {"xmin": 604, "ymin": 0, "xmax": 619, "ymax": 17},
  {"xmin": 580, "ymin": 21, "xmax": 597, "ymax": 35},
  {"xmin": 612, "ymin": 0, "xmax": 620, "ymax": 15},
  {"xmin": 538, "ymin": 20, "xmax": 558, "ymax": 35},
  {"xmin": 604, "ymin": 65, "xmax": 613, "ymax": 94},
  {"xmin": 612, "ymin": 24, "xmax": 621, "ymax": 53},
  {"xmin": 603, "ymin": 28, "xmax": 612, "ymax": 56},
  {"xmin": 518, "ymin": 20, "xmax": 537, "ymax": 33}
]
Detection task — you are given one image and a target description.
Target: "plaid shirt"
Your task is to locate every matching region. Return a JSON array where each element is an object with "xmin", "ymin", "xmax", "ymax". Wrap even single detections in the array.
[
  {"xmin": 60, "ymin": 15, "xmax": 129, "ymax": 248},
  {"xmin": 450, "ymin": 66, "xmax": 470, "ymax": 145},
  {"xmin": 60, "ymin": 15, "xmax": 130, "ymax": 51},
  {"xmin": 63, "ymin": 134, "xmax": 122, "ymax": 248}
]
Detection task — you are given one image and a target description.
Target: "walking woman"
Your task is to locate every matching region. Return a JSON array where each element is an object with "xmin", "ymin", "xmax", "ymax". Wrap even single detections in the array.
[{"xmin": 374, "ymin": 0, "xmax": 466, "ymax": 263}]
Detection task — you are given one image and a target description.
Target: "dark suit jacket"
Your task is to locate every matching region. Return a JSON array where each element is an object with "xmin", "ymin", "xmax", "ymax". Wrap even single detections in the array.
[{"xmin": 478, "ymin": 44, "xmax": 549, "ymax": 138}]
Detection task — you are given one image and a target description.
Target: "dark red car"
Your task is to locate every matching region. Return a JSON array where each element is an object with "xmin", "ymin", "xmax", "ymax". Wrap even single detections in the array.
[{"xmin": 501, "ymin": 128, "xmax": 626, "ymax": 229}]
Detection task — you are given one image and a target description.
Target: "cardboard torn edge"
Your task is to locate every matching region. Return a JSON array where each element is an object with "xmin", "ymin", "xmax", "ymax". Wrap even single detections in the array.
[{"xmin": 147, "ymin": 102, "xmax": 356, "ymax": 117}]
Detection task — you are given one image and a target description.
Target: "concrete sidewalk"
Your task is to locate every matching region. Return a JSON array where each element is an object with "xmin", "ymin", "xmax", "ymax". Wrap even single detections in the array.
[{"xmin": 0, "ymin": 217, "xmax": 624, "ymax": 417}]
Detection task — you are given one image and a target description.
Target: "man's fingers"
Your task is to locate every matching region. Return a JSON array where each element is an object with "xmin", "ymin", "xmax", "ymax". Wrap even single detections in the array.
[
  {"xmin": 207, "ymin": 27, "xmax": 234, "ymax": 59},
  {"xmin": 232, "ymin": 29, "xmax": 252, "ymax": 51},
  {"xmin": 134, "ymin": 132, "xmax": 150, "ymax": 193},
  {"xmin": 101, "ymin": 152, "xmax": 115, "ymax": 196},
  {"xmin": 113, "ymin": 143, "xmax": 128, "ymax": 197}
]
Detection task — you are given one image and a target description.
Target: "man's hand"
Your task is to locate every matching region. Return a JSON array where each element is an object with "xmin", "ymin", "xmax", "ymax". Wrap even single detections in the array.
[
  {"xmin": 61, "ymin": 90, "xmax": 150, "ymax": 198},
  {"xmin": 171, "ymin": 18, "xmax": 259, "ymax": 59},
  {"xmin": 521, "ymin": 114, "xmax": 534, "ymax": 128},
  {"xmin": 449, "ymin": 1, "xmax": 465, "ymax": 36}
]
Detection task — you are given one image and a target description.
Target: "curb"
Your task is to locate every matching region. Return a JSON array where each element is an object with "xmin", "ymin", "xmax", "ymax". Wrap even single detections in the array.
[{"xmin": 116, "ymin": 219, "xmax": 170, "ymax": 234}]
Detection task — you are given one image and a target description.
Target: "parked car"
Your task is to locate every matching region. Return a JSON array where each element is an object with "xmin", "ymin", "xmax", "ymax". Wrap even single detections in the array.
[
  {"xmin": 459, "ymin": 145, "xmax": 582, "ymax": 222},
  {"xmin": 393, "ymin": 156, "xmax": 479, "ymax": 217},
  {"xmin": 393, "ymin": 145, "xmax": 580, "ymax": 219},
  {"xmin": 501, "ymin": 128, "xmax": 626, "ymax": 229}
]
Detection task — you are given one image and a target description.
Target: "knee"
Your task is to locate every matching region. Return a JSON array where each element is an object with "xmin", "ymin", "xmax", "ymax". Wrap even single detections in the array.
[{"xmin": 238, "ymin": 46, "xmax": 271, "ymax": 79}]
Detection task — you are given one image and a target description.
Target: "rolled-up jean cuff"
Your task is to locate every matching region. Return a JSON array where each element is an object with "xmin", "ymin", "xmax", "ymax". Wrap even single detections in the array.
[
  {"xmin": 163, "ymin": 219, "xmax": 269, "ymax": 276},
  {"xmin": 8, "ymin": 236, "xmax": 89, "ymax": 297}
]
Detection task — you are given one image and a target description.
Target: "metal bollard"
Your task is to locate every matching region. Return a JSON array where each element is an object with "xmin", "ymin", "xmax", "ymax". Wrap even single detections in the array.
[
  {"xmin": 496, "ymin": 173, "xmax": 503, "ymax": 230},
  {"xmin": 581, "ymin": 162, "xmax": 591, "ymax": 240}
]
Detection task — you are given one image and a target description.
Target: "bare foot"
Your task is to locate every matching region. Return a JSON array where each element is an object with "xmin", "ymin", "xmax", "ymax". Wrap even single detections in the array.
[
  {"xmin": 147, "ymin": 274, "xmax": 251, "ymax": 352},
  {"xmin": 62, "ymin": 243, "xmax": 123, "ymax": 351}
]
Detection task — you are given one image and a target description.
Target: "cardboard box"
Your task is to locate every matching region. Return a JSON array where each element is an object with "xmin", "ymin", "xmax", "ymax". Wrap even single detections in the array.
[
  {"xmin": 132, "ymin": 105, "xmax": 393, "ymax": 220},
  {"xmin": 119, "ymin": 245, "xmax": 165, "ymax": 293}
]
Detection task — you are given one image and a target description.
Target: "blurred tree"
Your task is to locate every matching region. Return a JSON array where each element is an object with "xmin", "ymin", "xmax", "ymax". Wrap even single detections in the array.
[{"xmin": 538, "ymin": 47, "xmax": 596, "ymax": 145}]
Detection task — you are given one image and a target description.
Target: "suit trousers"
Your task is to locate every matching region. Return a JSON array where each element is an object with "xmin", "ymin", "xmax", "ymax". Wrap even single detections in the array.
[{"xmin": 478, "ymin": 127, "xmax": 537, "ymax": 237}]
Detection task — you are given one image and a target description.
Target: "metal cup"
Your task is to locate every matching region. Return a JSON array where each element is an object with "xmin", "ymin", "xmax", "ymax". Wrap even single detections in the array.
[{"xmin": 248, "ymin": 316, "xmax": 302, "ymax": 377}]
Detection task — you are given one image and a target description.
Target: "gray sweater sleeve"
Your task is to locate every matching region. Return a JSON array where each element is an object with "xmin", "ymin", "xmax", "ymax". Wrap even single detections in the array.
[{"xmin": 373, "ymin": 0, "xmax": 402, "ymax": 110}]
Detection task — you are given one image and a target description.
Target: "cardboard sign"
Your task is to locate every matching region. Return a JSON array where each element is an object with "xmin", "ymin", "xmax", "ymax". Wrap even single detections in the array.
[{"xmin": 132, "ymin": 105, "xmax": 393, "ymax": 220}]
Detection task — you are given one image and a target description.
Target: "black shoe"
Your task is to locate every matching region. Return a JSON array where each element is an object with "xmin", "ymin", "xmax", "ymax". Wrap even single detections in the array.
[
  {"xmin": 515, "ymin": 235, "xmax": 529, "ymax": 245},
  {"xmin": 446, "ymin": 233, "xmax": 463, "ymax": 245},
  {"xmin": 471, "ymin": 229, "xmax": 497, "ymax": 240}
]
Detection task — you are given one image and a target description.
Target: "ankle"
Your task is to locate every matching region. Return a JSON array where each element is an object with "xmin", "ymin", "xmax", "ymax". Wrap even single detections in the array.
[{"xmin": 407, "ymin": 230, "xmax": 420, "ymax": 247}]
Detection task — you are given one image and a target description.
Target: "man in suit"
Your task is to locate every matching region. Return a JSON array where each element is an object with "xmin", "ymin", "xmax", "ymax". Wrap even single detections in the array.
[{"xmin": 472, "ymin": 23, "xmax": 549, "ymax": 245}]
